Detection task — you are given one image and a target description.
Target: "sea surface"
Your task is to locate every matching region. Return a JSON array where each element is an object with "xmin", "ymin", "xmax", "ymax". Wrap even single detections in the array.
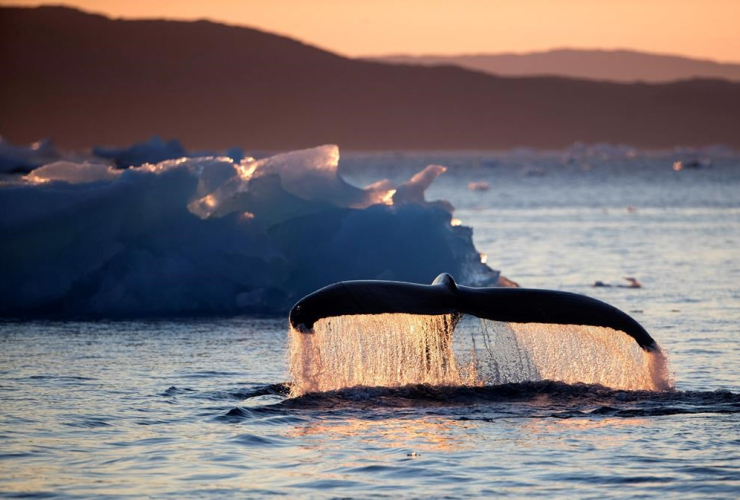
[{"xmin": 2, "ymin": 153, "xmax": 740, "ymax": 498}]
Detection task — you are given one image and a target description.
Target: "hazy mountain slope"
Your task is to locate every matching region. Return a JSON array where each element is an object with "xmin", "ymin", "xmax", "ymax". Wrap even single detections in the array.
[
  {"xmin": 373, "ymin": 49, "xmax": 740, "ymax": 83},
  {"xmin": 2, "ymin": 7, "xmax": 740, "ymax": 150}
]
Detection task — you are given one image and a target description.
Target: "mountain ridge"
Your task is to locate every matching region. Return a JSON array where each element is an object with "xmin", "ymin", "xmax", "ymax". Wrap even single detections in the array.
[
  {"xmin": 2, "ymin": 6, "xmax": 740, "ymax": 150},
  {"xmin": 369, "ymin": 49, "xmax": 740, "ymax": 83}
]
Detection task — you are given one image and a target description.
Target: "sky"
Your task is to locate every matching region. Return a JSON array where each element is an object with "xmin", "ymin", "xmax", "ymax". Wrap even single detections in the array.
[{"xmin": 4, "ymin": 0, "xmax": 740, "ymax": 63}]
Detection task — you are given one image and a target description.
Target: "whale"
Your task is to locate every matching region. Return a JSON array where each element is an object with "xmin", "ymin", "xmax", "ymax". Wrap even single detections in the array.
[{"xmin": 289, "ymin": 273, "xmax": 658, "ymax": 352}]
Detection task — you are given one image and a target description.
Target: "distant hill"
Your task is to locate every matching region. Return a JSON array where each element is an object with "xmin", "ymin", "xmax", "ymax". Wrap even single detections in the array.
[
  {"xmin": 371, "ymin": 49, "xmax": 740, "ymax": 84},
  {"xmin": 2, "ymin": 6, "xmax": 740, "ymax": 150}
]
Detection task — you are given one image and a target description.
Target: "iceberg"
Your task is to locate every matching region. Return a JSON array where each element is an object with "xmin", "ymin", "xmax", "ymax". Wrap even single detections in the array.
[
  {"xmin": 92, "ymin": 136, "xmax": 187, "ymax": 168},
  {"xmin": 0, "ymin": 145, "xmax": 499, "ymax": 317},
  {"xmin": 92, "ymin": 136, "xmax": 245, "ymax": 168},
  {"xmin": 0, "ymin": 137, "xmax": 61, "ymax": 174},
  {"xmin": 25, "ymin": 161, "xmax": 121, "ymax": 184}
]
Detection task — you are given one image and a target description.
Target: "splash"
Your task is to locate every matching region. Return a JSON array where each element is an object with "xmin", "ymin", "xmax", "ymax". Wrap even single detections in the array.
[
  {"xmin": 466, "ymin": 320, "xmax": 673, "ymax": 391},
  {"xmin": 289, "ymin": 313, "xmax": 476, "ymax": 397},
  {"xmin": 288, "ymin": 314, "xmax": 673, "ymax": 396}
]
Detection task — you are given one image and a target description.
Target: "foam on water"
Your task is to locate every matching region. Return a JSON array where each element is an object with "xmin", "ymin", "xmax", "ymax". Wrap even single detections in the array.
[{"xmin": 288, "ymin": 314, "xmax": 673, "ymax": 396}]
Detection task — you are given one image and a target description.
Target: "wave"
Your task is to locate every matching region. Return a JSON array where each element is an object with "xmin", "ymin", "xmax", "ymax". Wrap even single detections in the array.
[{"xmin": 224, "ymin": 381, "xmax": 740, "ymax": 419}]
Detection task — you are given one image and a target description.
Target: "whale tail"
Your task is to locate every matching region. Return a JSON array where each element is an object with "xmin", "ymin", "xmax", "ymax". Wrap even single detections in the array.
[{"xmin": 289, "ymin": 273, "xmax": 658, "ymax": 352}]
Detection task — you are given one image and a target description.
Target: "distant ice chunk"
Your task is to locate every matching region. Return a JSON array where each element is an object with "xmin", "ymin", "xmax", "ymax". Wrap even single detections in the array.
[
  {"xmin": 0, "ymin": 137, "xmax": 61, "ymax": 174},
  {"xmin": 93, "ymin": 136, "xmax": 187, "ymax": 168},
  {"xmin": 25, "ymin": 161, "xmax": 121, "ymax": 184},
  {"xmin": 673, "ymin": 144, "xmax": 736, "ymax": 158},
  {"xmin": 92, "ymin": 136, "xmax": 250, "ymax": 169},
  {"xmin": 467, "ymin": 181, "xmax": 490, "ymax": 192},
  {"xmin": 564, "ymin": 141, "xmax": 638, "ymax": 161}
]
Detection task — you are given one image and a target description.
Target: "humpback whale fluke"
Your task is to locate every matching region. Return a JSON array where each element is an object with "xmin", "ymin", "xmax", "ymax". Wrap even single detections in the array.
[{"xmin": 289, "ymin": 273, "xmax": 658, "ymax": 352}]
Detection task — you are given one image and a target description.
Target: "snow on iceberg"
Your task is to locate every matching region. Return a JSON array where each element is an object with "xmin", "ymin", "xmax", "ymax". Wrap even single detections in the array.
[{"xmin": 0, "ymin": 145, "xmax": 500, "ymax": 317}]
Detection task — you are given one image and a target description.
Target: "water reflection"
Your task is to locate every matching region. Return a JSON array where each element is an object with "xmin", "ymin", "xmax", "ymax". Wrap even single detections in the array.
[{"xmin": 290, "ymin": 414, "xmax": 465, "ymax": 453}]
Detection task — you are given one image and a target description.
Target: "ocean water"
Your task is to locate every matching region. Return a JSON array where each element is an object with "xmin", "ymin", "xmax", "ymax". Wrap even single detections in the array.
[{"xmin": 2, "ymin": 153, "xmax": 740, "ymax": 498}]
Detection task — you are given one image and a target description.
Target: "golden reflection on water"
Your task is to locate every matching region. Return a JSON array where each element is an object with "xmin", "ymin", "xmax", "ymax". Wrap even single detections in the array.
[
  {"xmin": 285, "ymin": 408, "xmax": 651, "ymax": 467},
  {"xmin": 503, "ymin": 414, "xmax": 649, "ymax": 453},
  {"xmin": 0, "ymin": 408, "xmax": 653, "ymax": 497},
  {"xmin": 289, "ymin": 415, "xmax": 465, "ymax": 453}
]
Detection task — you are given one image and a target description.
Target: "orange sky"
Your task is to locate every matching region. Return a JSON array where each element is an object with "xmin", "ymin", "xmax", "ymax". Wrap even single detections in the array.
[{"xmin": 4, "ymin": 0, "xmax": 740, "ymax": 62}]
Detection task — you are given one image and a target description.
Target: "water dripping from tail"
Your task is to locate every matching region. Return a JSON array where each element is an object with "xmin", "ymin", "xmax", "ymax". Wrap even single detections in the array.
[
  {"xmin": 460, "ymin": 318, "xmax": 673, "ymax": 391},
  {"xmin": 288, "ymin": 313, "xmax": 673, "ymax": 397},
  {"xmin": 288, "ymin": 313, "xmax": 479, "ymax": 397}
]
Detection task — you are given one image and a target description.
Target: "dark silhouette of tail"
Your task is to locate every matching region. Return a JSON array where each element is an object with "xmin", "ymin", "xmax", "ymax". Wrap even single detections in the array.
[{"xmin": 289, "ymin": 273, "xmax": 658, "ymax": 352}]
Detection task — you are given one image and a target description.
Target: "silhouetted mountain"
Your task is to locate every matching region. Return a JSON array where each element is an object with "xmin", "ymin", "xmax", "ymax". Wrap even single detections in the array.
[
  {"xmin": 2, "ymin": 6, "xmax": 740, "ymax": 150},
  {"xmin": 372, "ymin": 49, "xmax": 740, "ymax": 83}
]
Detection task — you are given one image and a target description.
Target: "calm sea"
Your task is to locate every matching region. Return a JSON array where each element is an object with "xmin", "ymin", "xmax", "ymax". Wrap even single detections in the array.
[{"xmin": 2, "ymin": 152, "xmax": 740, "ymax": 498}]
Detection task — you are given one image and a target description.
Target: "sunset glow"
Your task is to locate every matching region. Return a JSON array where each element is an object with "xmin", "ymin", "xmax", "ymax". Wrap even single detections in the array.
[
  {"xmin": 2, "ymin": 0, "xmax": 740, "ymax": 497},
  {"xmin": 3, "ymin": 0, "xmax": 740, "ymax": 62}
]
